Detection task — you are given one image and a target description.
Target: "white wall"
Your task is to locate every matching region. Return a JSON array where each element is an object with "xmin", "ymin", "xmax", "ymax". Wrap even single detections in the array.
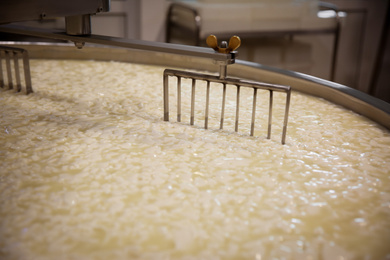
[
  {"xmin": 91, "ymin": 0, "xmax": 168, "ymax": 42},
  {"xmin": 139, "ymin": 0, "xmax": 169, "ymax": 42}
]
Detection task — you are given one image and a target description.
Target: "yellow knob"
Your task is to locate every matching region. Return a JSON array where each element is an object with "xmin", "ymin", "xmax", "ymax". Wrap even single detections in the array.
[{"xmin": 206, "ymin": 35, "xmax": 241, "ymax": 54}]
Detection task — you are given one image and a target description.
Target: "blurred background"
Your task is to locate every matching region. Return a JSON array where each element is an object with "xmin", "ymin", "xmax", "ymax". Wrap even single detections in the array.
[{"xmin": 3, "ymin": 0, "xmax": 389, "ymax": 102}]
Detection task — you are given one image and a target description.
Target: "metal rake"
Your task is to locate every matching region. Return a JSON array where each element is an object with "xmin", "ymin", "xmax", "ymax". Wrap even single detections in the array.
[
  {"xmin": 0, "ymin": 45, "xmax": 33, "ymax": 94},
  {"xmin": 163, "ymin": 35, "xmax": 291, "ymax": 144}
]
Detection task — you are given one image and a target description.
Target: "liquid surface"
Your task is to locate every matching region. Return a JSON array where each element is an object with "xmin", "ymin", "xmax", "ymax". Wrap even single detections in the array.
[{"xmin": 1, "ymin": 60, "xmax": 390, "ymax": 260}]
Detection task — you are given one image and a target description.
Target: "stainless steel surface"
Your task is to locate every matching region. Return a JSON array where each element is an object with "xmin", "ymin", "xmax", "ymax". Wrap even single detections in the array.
[
  {"xmin": 0, "ymin": 0, "xmax": 109, "ymax": 24},
  {"xmin": 1, "ymin": 42, "xmax": 389, "ymax": 132},
  {"xmin": 0, "ymin": 0, "xmax": 109, "ymax": 41},
  {"xmin": 0, "ymin": 25, "xmax": 234, "ymax": 63},
  {"xmin": 163, "ymin": 69, "xmax": 291, "ymax": 144},
  {"xmin": 65, "ymin": 14, "xmax": 92, "ymax": 36},
  {"xmin": 0, "ymin": 45, "xmax": 33, "ymax": 94}
]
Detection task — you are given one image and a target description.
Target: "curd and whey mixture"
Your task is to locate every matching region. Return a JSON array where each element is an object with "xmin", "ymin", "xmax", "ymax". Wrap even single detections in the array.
[{"xmin": 1, "ymin": 60, "xmax": 390, "ymax": 260}]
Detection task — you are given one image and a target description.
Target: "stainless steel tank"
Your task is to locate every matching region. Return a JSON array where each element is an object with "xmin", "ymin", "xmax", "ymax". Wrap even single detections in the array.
[{"xmin": 4, "ymin": 41, "xmax": 389, "ymax": 130}]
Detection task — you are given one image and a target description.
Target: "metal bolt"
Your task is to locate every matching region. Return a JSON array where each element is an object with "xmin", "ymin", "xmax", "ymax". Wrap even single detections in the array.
[{"xmin": 74, "ymin": 41, "xmax": 85, "ymax": 49}]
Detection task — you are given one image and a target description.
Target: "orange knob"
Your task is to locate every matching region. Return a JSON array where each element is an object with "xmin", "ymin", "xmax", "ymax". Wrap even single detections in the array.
[{"xmin": 206, "ymin": 35, "xmax": 241, "ymax": 54}]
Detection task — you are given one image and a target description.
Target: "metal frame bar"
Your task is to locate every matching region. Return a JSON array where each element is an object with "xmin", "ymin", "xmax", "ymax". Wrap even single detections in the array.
[{"xmin": 0, "ymin": 24, "xmax": 233, "ymax": 63}]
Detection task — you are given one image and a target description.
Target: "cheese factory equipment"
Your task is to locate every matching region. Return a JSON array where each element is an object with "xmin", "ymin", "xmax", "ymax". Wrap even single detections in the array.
[
  {"xmin": 0, "ymin": 25, "xmax": 291, "ymax": 143},
  {"xmin": 0, "ymin": 0, "xmax": 110, "ymax": 94},
  {"xmin": 1, "ymin": 2, "xmax": 390, "ymax": 258},
  {"xmin": 0, "ymin": 0, "xmax": 389, "ymax": 136},
  {"xmin": 163, "ymin": 35, "xmax": 291, "ymax": 144},
  {"xmin": 0, "ymin": 0, "xmax": 291, "ymax": 144}
]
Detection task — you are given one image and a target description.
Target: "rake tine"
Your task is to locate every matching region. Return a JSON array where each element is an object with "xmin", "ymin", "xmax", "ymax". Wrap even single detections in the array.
[
  {"xmin": 177, "ymin": 76, "xmax": 181, "ymax": 122},
  {"xmin": 5, "ymin": 50, "xmax": 13, "ymax": 90},
  {"xmin": 190, "ymin": 78, "xmax": 196, "ymax": 125},
  {"xmin": 0, "ymin": 50, "xmax": 4, "ymax": 89},
  {"xmin": 13, "ymin": 51, "xmax": 22, "ymax": 92},
  {"xmin": 22, "ymin": 50, "xmax": 33, "ymax": 94},
  {"xmin": 267, "ymin": 90, "xmax": 273, "ymax": 139},
  {"xmin": 205, "ymin": 80, "xmax": 210, "ymax": 129},
  {"xmin": 0, "ymin": 49, "xmax": 4, "ymax": 88},
  {"xmin": 235, "ymin": 85, "xmax": 240, "ymax": 132},
  {"xmin": 282, "ymin": 89, "xmax": 291, "ymax": 145},
  {"xmin": 163, "ymin": 72, "xmax": 169, "ymax": 121},
  {"xmin": 220, "ymin": 83, "xmax": 226, "ymax": 129},
  {"xmin": 250, "ymin": 88, "xmax": 257, "ymax": 136}
]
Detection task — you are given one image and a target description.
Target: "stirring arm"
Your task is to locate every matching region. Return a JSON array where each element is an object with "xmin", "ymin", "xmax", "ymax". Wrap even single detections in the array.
[{"xmin": 0, "ymin": 24, "xmax": 234, "ymax": 63}]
